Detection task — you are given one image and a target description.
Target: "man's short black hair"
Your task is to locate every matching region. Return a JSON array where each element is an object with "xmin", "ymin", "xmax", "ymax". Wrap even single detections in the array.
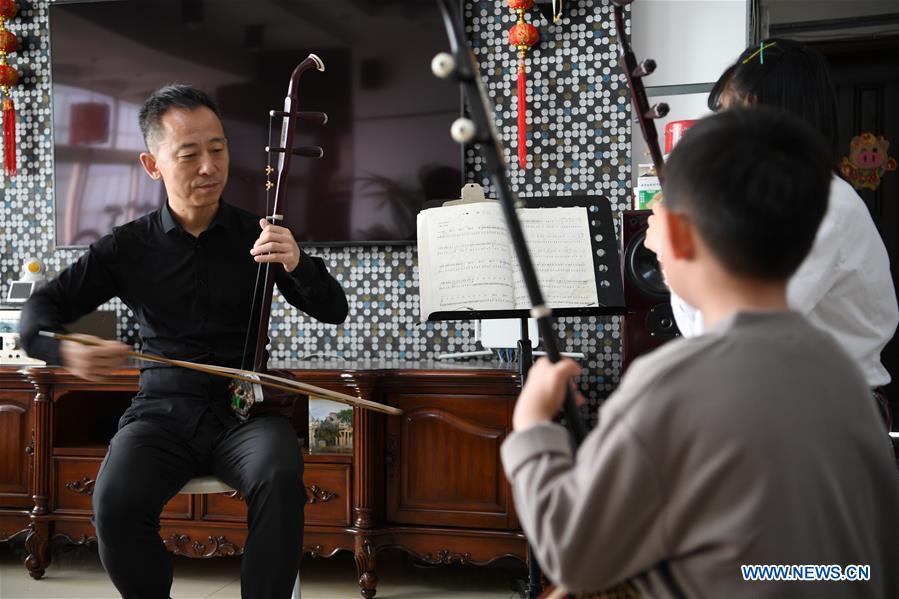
[
  {"xmin": 138, "ymin": 84, "xmax": 222, "ymax": 150},
  {"xmin": 664, "ymin": 107, "xmax": 832, "ymax": 281},
  {"xmin": 708, "ymin": 38, "xmax": 839, "ymax": 156}
]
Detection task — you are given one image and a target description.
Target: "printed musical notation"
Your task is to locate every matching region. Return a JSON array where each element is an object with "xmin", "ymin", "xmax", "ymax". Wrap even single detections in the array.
[
  {"xmin": 417, "ymin": 202, "xmax": 599, "ymax": 319},
  {"xmin": 514, "ymin": 209, "xmax": 598, "ymax": 308}
]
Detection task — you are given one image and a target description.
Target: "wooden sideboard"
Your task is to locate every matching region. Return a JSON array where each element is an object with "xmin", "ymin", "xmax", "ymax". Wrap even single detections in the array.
[{"xmin": 0, "ymin": 362, "xmax": 527, "ymax": 598}]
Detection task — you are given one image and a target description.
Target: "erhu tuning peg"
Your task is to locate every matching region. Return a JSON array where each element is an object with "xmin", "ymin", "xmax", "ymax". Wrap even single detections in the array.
[
  {"xmin": 450, "ymin": 118, "xmax": 477, "ymax": 144},
  {"xmin": 292, "ymin": 146, "xmax": 324, "ymax": 158},
  {"xmin": 632, "ymin": 59, "xmax": 656, "ymax": 78},
  {"xmin": 269, "ymin": 110, "xmax": 328, "ymax": 125},
  {"xmin": 265, "ymin": 145, "xmax": 324, "ymax": 158},
  {"xmin": 645, "ymin": 103, "xmax": 670, "ymax": 119},
  {"xmin": 431, "ymin": 52, "xmax": 456, "ymax": 79}
]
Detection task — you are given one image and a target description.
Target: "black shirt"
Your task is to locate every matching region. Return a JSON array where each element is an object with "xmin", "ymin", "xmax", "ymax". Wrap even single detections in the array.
[{"xmin": 20, "ymin": 200, "xmax": 348, "ymax": 435}]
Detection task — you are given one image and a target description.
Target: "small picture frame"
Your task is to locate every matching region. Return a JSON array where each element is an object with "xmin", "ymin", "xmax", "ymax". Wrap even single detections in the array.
[{"xmin": 308, "ymin": 397, "xmax": 353, "ymax": 454}]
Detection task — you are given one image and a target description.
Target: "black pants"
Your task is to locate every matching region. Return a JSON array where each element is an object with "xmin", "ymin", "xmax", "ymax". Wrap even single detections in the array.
[{"xmin": 92, "ymin": 410, "xmax": 304, "ymax": 599}]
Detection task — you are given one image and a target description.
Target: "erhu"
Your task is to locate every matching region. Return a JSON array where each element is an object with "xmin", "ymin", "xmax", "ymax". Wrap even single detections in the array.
[
  {"xmin": 431, "ymin": 0, "xmax": 668, "ymax": 597},
  {"xmin": 231, "ymin": 54, "xmax": 394, "ymax": 419}
]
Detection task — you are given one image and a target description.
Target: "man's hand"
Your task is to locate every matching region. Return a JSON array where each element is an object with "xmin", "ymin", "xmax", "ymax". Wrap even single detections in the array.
[
  {"xmin": 513, "ymin": 358, "xmax": 585, "ymax": 431},
  {"xmin": 643, "ymin": 193, "xmax": 664, "ymax": 254},
  {"xmin": 251, "ymin": 218, "xmax": 301, "ymax": 273},
  {"xmin": 59, "ymin": 334, "xmax": 131, "ymax": 382}
]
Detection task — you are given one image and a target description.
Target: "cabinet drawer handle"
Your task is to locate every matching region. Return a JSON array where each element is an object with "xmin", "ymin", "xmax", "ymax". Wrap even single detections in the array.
[
  {"xmin": 65, "ymin": 477, "xmax": 96, "ymax": 495},
  {"xmin": 306, "ymin": 484, "xmax": 337, "ymax": 504},
  {"xmin": 25, "ymin": 430, "xmax": 34, "ymax": 457}
]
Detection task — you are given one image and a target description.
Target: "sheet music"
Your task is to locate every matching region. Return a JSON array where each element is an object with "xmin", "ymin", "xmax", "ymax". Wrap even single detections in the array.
[
  {"xmin": 417, "ymin": 203, "xmax": 514, "ymax": 319},
  {"xmin": 512, "ymin": 207, "xmax": 599, "ymax": 309},
  {"xmin": 417, "ymin": 202, "xmax": 599, "ymax": 320}
]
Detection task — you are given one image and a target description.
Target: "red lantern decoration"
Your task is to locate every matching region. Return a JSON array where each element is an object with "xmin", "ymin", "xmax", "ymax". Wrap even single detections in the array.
[
  {"xmin": 0, "ymin": 0, "xmax": 19, "ymax": 178},
  {"xmin": 0, "ymin": 29, "xmax": 17, "ymax": 54},
  {"xmin": 0, "ymin": 0, "xmax": 17, "ymax": 19},
  {"xmin": 0, "ymin": 63, "xmax": 16, "ymax": 88},
  {"xmin": 507, "ymin": 0, "xmax": 539, "ymax": 169}
]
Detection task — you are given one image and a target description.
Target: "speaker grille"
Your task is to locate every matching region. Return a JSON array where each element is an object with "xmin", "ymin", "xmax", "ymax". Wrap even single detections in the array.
[{"xmin": 624, "ymin": 229, "xmax": 668, "ymax": 298}]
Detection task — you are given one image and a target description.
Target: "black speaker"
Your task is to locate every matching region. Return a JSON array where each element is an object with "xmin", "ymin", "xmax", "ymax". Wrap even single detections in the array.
[{"xmin": 620, "ymin": 210, "xmax": 680, "ymax": 372}]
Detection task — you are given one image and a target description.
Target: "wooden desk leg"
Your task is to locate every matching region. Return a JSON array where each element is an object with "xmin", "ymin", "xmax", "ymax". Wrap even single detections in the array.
[
  {"xmin": 354, "ymin": 537, "xmax": 378, "ymax": 599},
  {"xmin": 26, "ymin": 379, "xmax": 53, "ymax": 579},
  {"xmin": 24, "ymin": 521, "xmax": 50, "ymax": 579}
]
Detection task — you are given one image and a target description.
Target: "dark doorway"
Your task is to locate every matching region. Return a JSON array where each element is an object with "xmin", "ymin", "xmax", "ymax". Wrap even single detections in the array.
[{"xmin": 814, "ymin": 35, "xmax": 899, "ymax": 424}]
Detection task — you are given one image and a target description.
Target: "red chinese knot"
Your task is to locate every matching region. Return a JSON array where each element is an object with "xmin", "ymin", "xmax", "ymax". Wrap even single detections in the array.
[{"xmin": 506, "ymin": 0, "xmax": 539, "ymax": 169}]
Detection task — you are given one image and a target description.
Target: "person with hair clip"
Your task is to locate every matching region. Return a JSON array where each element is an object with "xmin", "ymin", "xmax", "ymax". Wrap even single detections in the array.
[{"xmin": 647, "ymin": 38, "xmax": 899, "ymax": 430}]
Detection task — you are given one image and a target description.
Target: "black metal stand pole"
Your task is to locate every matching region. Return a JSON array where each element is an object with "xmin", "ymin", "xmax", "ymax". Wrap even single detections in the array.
[{"xmin": 517, "ymin": 318, "xmax": 543, "ymax": 599}]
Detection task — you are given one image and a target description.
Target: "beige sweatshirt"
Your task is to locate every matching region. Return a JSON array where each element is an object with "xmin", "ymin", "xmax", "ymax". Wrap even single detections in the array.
[{"xmin": 502, "ymin": 311, "xmax": 899, "ymax": 598}]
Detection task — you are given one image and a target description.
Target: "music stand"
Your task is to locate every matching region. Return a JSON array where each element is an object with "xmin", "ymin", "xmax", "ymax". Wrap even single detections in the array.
[{"xmin": 421, "ymin": 193, "xmax": 626, "ymax": 598}]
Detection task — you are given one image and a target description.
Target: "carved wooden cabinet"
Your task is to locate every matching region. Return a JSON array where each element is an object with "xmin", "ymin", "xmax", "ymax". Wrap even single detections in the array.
[
  {"xmin": 386, "ymin": 392, "xmax": 517, "ymax": 529},
  {"xmin": 0, "ymin": 369, "xmax": 34, "ymax": 549},
  {"xmin": 0, "ymin": 363, "xmax": 526, "ymax": 598},
  {"xmin": 360, "ymin": 370, "xmax": 527, "ymax": 598}
]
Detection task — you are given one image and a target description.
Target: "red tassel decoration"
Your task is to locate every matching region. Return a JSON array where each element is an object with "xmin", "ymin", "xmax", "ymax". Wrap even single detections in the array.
[
  {"xmin": 1, "ymin": 0, "xmax": 20, "ymax": 178},
  {"xmin": 3, "ymin": 95, "xmax": 14, "ymax": 176},
  {"xmin": 517, "ymin": 58, "xmax": 527, "ymax": 168},
  {"xmin": 507, "ymin": 3, "xmax": 539, "ymax": 170}
]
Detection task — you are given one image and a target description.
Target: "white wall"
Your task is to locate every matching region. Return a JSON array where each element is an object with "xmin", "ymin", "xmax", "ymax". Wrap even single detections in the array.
[
  {"xmin": 629, "ymin": 1, "xmax": 749, "ymax": 189},
  {"xmin": 633, "ymin": 0, "xmax": 749, "ymax": 87}
]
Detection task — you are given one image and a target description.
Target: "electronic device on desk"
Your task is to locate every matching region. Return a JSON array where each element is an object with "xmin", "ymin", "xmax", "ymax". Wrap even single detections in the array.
[
  {"xmin": 5, "ymin": 257, "xmax": 46, "ymax": 304},
  {"xmin": 0, "ymin": 307, "xmax": 118, "ymax": 367},
  {"xmin": 0, "ymin": 308, "xmax": 45, "ymax": 365},
  {"xmin": 2, "ymin": 258, "xmax": 48, "ymax": 365}
]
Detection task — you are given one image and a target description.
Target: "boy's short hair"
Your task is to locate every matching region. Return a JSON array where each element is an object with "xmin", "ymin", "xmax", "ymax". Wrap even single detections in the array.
[
  {"xmin": 663, "ymin": 107, "xmax": 832, "ymax": 281},
  {"xmin": 708, "ymin": 38, "xmax": 839, "ymax": 156},
  {"xmin": 138, "ymin": 84, "xmax": 222, "ymax": 150}
]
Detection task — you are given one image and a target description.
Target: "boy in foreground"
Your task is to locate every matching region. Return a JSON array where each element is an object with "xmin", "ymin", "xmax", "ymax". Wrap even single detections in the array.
[{"xmin": 502, "ymin": 108, "xmax": 899, "ymax": 597}]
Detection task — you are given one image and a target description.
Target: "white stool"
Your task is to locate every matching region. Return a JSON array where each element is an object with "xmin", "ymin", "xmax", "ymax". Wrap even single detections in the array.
[{"xmin": 179, "ymin": 476, "xmax": 301, "ymax": 599}]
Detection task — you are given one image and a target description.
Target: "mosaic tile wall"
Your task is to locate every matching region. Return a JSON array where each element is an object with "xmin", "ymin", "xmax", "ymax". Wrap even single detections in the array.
[{"xmin": 0, "ymin": 1, "xmax": 630, "ymax": 424}]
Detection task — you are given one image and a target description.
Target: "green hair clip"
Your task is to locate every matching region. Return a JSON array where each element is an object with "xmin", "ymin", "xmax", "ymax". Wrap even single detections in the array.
[{"xmin": 742, "ymin": 41, "xmax": 777, "ymax": 65}]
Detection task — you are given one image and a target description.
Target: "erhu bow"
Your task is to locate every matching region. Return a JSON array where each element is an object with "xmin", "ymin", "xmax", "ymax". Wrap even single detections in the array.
[{"xmin": 38, "ymin": 332, "xmax": 399, "ymax": 415}]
